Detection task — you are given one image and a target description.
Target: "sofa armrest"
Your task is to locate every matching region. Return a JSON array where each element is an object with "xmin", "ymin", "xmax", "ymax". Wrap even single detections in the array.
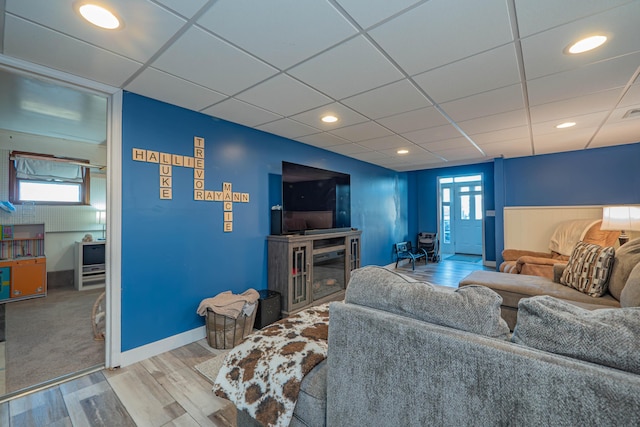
[
  {"xmin": 502, "ymin": 249, "xmax": 552, "ymax": 261},
  {"xmin": 553, "ymin": 263, "xmax": 567, "ymax": 283}
]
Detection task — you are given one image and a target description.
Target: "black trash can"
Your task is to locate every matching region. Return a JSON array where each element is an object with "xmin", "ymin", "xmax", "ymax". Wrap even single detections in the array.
[{"xmin": 254, "ymin": 290, "xmax": 281, "ymax": 329}]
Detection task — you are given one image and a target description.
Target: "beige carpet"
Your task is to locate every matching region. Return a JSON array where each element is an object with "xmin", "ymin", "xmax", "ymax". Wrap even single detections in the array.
[
  {"xmin": 195, "ymin": 350, "xmax": 229, "ymax": 384},
  {"xmin": 5, "ymin": 287, "xmax": 105, "ymax": 393}
]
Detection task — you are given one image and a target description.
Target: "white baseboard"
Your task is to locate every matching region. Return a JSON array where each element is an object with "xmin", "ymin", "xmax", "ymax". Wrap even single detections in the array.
[
  {"xmin": 483, "ymin": 260, "xmax": 496, "ymax": 268},
  {"xmin": 119, "ymin": 326, "xmax": 205, "ymax": 367}
]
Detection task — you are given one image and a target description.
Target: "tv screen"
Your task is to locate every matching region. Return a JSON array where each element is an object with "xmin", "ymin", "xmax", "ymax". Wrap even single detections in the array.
[
  {"xmin": 281, "ymin": 161, "xmax": 351, "ymax": 234},
  {"xmin": 83, "ymin": 243, "xmax": 105, "ymax": 266}
]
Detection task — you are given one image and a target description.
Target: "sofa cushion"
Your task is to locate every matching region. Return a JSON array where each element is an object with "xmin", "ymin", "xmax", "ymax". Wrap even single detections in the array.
[
  {"xmin": 560, "ymin": 241, "xmax": 614, "ymax": 297},
  {"xmin": 512, "ymin": 295, "xmax": 640, "ymax": 374},
  {"xmin": 346, "ymin": 266, "xmax": 510, "ymax": 340},
  {"xmin": 459, "ymin": 270, "xmax": 620, "ymax": 309},
  {"xmin": 608, "ymin": 237, "xmax": 640, "ymax": 301},
  {"xmin": 291, "ymin": 360, "xmax": 327, "ymax": 427},
  {"xmin": 620, "ymin": 262, "xmax": 640, "ymax": 307}
]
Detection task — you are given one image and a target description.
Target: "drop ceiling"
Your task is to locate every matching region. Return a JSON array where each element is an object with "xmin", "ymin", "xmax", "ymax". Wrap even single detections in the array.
[{"xmin": 1, "ymin": 0, "xmax": 639, "ymax": 171}]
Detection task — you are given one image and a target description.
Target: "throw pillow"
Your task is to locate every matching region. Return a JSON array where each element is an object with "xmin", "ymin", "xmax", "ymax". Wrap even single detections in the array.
[
  {"xmin": 345, "ymin": 266, "xmax": 510, "ymax": 340},
  {"xmin": 560, "ymin": 241, "xmax": 615, "ymax": 297},
  {"xmin": 512, "ymin": 296, "xmax": 640, "ymax": 374}
]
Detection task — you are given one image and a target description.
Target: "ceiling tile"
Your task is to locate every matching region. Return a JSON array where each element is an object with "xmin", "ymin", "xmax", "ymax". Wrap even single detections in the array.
[
  {"xmin": 441, "ymin": 84, "xmax": 525, "ymax": 122},
  {"xmin": 607, "ymin": 103, "xmax": 640, "ymax": 124},
  {"xmin": 197, "ymin": 0, "xmax": 357, "ymax": 69},
  {"xmin": 375, "ymin": 157, "xmax": 413, "ymax": 167},
  {"xmin": 256, "ymin": 118, "xmax": 319, "ymax": 139},
  {"xmin": 479, "ymin": 138, "xmax": 534, "ymax": 158},
  {"xmin": 296, "ymin": 132, "xmax": 350, "ymax": 148},
  {"xmin": 521, "ymin": 2, "xmax": 640, "ymax": 80},
  {"xmin": 289, "ymin": 103, "xmax": 368, "ymax": 129},
  {"xmin": 6, "ymin": 0, "xmax": 187, "ymax": 62},
  {"xmin": 154, "ymin": 0, "xmax": 210, "ymax": 18},
  {"xmin": 3, "ymin": 16, "xmax": 141, "ymax": 87},
  {"xmin": 619, "ymin": 83, "xmax": 640, "ymax": 108},
  {"xmin": 529, "ymin": 88, "xmax": 621, "ymax": 124},
  {"xmin": 235, "ymin": 74, "xmax": 332, "ymax": 117},
  {"xmin": 469, "ymin": 126, "xmax": 531, "ymax": 144},
  {"xmin": 341, "ymin": 79, "xmax": 431, "ymax": 120},
  {"xmin": 357, "ymin": 135, "xmax": 411, "ymax": 150},
  {"xmin": 152, "ymin": 27, "xmax": 278, "ymax": 95},
  {"xmin": 591, "ymin": 113, "xmax": 640, "ymax": 147},
  {"xmin": 126, "ymin": 67, "xmax": 227, "ymax": 112},
  {"xmin": 418, "ymin": 137, "xmax": 472, "ymax": 152},
  {"xmin": 376, "ymin": 106, "xmax": 449, "ymax": 134},
  {"xmin": 514, "ymin": 0, "xmax": 632, "ymax": 37},
  {"xmin": 532, "ymin": 111, "xmax": 608, "ymax": 137},
  {"xmin": 403, "ymin": 123, "xmax": 462, "ymax": 144},
  {"xmin": 377, "ymin": 147, "xmax": 434, "ymax": 159},
  {"xmin": 325, "ymin": 143, "xmax": 372, "ymax": 155},
  {"xmin": 369, "ymin": 0, "xmax": 513, "ymax": 75},
  {"xmin": 201, "ymin": 98, "xmax": 283, "ymax": 128},
  {"xmin": 349, "ymin": 151, "xmax": 389, "ymax": 162},
  {"xmin": 334, "ymin": 0, "xmax": 423, "ymax": 29},
  {"xmin": 329, "ymin": 121, "xmax": 394, "ymax": 142},
  {"xmin": 414, "ymin": 44, "xmax": 521, "ymax": 103},
  {"xmin": 527, "ymin": 52, "xmax": 640, "ymax": 106},
  {"xmin": 288, "ymin": 35, "xmax": 404, "ymax": 100},
  {"xmin": 435, "ymin": 146, "xmax": 487, "ymax": 162},
  {"xmin": 532, "ymin": 127, "xmax": 599, "ymax": 154},
  {"xmin": 458, "ymin": 109, "xmax": 528, "ymax": 134}
]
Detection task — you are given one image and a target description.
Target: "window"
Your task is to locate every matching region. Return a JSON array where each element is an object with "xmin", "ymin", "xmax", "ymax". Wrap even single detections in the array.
[{"xmin": 9, "ymin": 152, "xmax": 91, "ymax": 205}]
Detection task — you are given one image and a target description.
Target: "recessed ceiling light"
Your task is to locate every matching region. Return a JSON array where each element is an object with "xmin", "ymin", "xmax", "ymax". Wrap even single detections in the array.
[
  {"xmin": 565, "ymin": 35, "xmax": 607, "ymax": 54},
  {"xmin": 556, "ymin": 122, "xmax": 576, "ymax": 129},
  {"xmin": 78, "ymin": 4, "xmax": 121, "ymax": 29},
  {"xmin": 397, "ymin": 149, "xmax": 409, "ymax": 154},
  {"xmin": 321, "ymin": 115, "xmax": 338, "ymax": 123}
]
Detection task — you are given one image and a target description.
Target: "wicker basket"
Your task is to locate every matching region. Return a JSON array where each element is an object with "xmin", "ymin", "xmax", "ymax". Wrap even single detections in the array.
[{"xmin": 205, "ymin": 304, "xmax": 257, "ymax": 349}]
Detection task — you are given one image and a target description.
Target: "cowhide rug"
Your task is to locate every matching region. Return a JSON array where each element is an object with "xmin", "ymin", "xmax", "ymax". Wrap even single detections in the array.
[{"xmin": 213, "ymin": 303, "xmax": 330, "ymax": 427}]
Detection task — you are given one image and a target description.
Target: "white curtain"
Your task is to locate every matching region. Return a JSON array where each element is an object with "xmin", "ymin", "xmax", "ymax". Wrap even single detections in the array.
[{"xmin": 15, "ymin": 158, "xmax": 83, "ymax": 182}]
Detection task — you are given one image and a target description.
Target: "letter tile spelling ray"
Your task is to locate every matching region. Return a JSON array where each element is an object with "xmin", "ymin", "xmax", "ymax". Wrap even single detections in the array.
[{"xmin": 132, "ymin": 137, "xmax": 250, "ymax": 232}]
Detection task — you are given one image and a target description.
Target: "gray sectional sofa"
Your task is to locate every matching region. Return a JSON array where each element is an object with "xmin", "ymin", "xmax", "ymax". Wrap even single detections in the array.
[
  {"xmin": 285, "ymin": 265, "xmax": 640, "ymax": 427},
  {"xmin": 460, "ymin": 237, "xmax": 640, "ymax": 329}
]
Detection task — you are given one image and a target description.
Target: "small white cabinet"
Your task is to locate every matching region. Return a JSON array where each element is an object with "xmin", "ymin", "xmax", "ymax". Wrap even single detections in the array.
[{"xmin": 75, "ymin": 241, "xmax": 106, "ymax": 290}]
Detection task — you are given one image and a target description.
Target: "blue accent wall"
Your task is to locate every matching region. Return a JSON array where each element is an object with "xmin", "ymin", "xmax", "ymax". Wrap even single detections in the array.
[{"xmin": 120, "ymin": 92, "xmax": 407, "ymax": 351}]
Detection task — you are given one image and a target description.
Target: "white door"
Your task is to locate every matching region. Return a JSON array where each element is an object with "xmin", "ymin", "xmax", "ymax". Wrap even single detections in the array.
[
  {"xmin": 439, "ymin": 175, "xmax": 483, "ymax": 255},
  {"xmin": 453, "ymin": 182, "xmax": 483, "ymax": 255}
]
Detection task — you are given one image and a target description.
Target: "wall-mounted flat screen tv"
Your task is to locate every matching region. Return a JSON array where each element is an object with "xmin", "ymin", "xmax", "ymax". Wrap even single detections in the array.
[{"xmin": 281, "ymin": 161, "xmax": 351, "ymax": 234}]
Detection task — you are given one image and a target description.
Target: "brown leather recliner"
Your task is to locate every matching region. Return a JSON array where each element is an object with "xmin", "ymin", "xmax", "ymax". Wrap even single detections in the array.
[{"xmin": 500, "ymin": 219, "xmax": 620, "ymax": 279}]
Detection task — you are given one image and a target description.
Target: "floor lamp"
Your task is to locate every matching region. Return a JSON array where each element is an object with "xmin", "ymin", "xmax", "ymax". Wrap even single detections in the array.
[{"xmin": 601, "ymin": 206, "xmax": 640, "ymax": 246}]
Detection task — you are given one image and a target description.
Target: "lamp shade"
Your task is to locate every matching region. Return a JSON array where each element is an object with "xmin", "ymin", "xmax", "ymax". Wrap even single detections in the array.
[
  {"xmin": 96, "ymin": 210, "xmax": 106, "ymax": 225},
  {"xmin": 601, "ymin": 206, "xmax": 640, "ymax": 231}
]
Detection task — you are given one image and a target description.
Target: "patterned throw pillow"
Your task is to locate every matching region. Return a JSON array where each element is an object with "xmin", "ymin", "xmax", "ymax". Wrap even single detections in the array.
[{"xmin": 560, "ymin": 241, "xmax": 615, "ymax": 297}]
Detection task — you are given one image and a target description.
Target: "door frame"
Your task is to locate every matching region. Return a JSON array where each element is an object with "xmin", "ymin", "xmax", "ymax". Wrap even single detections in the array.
[
  {"xmin": 437, "ymin": 173, "xmax": 486, "ymax": 263},
  {"xmin": 0, "ymin": 54, "xmax": 122, "ymax": 369}
]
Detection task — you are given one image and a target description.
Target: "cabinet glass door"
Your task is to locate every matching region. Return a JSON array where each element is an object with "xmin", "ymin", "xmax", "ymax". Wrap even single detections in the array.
[{"xmin": 291, "ymin": 244, "xmax": 310, "ymax": 310}]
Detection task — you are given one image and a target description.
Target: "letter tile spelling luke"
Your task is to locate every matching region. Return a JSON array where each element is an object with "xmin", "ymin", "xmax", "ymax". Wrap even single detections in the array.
[{"xmin": 132, "ymin": 136, "xmax": 250, "ymax": 232}]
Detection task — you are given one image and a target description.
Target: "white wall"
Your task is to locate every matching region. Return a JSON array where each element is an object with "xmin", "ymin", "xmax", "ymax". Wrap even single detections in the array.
[
  {"xmin": 0, "ymin": 135, "xmax": 107, "ymax": 272},
  {"xmin": 504, "ymin": 205, "xmax": 640, "ymax": 252}
]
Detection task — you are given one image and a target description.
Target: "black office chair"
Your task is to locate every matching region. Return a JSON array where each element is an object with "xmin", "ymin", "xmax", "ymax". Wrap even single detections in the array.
[{"xmin": 395, "ymin": 241, "xmax": 428, "ymax": 270}]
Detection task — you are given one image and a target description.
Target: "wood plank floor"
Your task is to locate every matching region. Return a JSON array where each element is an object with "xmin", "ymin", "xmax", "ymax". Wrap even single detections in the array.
[
  {"xmin": 395, "ymin": 255, "xmax": 493, "ymax": 287},
  {"xmin": 0, "ymin": 340, "xmax": 235, "ymax": 427},
  {"xmin": 0, "ymin": 258, "xmax": 491, "ymax": 426}
]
